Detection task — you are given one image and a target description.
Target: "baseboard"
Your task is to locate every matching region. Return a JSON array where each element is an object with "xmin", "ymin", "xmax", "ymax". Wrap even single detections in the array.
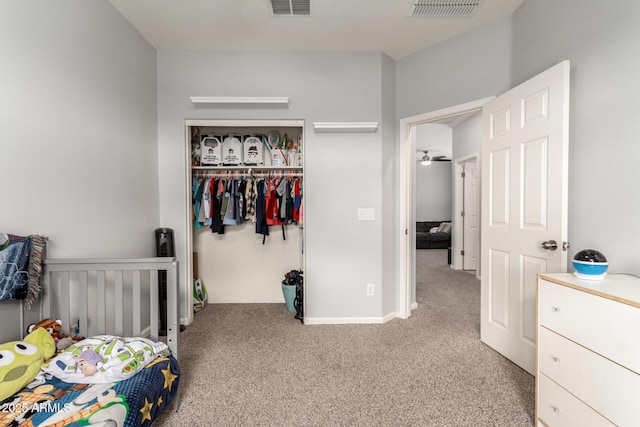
[
  {"xmin": 411, "ymin": 302, "xmax": 418, "ymax": 311},
  {"xmin": 305, "ymin": 314, "xmax": 397, "ymax": 325}
]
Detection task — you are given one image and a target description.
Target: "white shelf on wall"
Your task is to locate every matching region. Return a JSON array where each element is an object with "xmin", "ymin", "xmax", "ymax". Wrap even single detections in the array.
[
  {"xmin": 190, "ymin": 96, "xmax": 290, "ymax": 106},
  {"xmin": 312, "ymin": 121, "xmax": 379, "ymax": 133}
]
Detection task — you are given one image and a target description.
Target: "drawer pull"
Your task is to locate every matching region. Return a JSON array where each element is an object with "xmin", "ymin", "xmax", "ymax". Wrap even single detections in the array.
[
  {"xmin": 551, "ymin": 306, "xmax": 561, "ymax": 313},
  {"xmin": 551, "ymin": 356, "xmax": 560, "ymax": 363},
  {"xmin": 551, "ymin": 405, "xmax": 560, "ymax": 414}
]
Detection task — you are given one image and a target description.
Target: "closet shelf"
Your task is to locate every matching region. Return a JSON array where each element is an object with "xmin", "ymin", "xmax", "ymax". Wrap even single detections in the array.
[{"xmin": 193, "ymin": 166, "xmax": 302, "ymax": 170}]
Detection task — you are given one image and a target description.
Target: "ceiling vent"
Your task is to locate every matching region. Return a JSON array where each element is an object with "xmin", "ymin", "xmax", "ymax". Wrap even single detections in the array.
[
  {"xmin": 409, "ymin": 0, "xmax": 485, "ymax": 17},
  {"xmin": 270, "ymin": 0, "xmax": 311, "ymax": 16}
]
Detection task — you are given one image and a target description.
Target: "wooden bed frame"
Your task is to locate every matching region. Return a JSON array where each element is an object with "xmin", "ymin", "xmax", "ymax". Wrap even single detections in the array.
[{"xmin": 19, "ymin": 256, "xmax": 181, "ymax": 410}]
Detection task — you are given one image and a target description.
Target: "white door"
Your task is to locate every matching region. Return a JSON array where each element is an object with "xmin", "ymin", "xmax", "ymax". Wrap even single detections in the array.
[
  {"xmin": 463, "ymin": 160, "xmax": 479, "ymax": 270},
  {"xmin": 480, "ymin": 61, "xmax": 570, "ymax": 375}
]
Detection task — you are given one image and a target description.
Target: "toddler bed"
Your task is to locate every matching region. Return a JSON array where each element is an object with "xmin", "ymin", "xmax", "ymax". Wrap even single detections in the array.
[{"xmin": 1, "ymin": 257, "xmax": 180, "ymax": 427}]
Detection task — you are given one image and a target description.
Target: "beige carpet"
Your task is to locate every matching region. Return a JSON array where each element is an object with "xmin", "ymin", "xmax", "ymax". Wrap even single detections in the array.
[{"xmin": 155, "ymin": 249, "xmax": 534, "ymax": 426}]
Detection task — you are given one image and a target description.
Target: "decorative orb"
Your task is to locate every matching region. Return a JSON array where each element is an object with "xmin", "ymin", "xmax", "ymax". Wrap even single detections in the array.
[{"xmin": 573, "ymin": 249, "xmax": 608, "ymax": 280}]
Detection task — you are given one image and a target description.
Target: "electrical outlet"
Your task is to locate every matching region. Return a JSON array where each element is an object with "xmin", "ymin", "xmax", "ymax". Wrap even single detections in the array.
[{"xmin": 366, "ymin": 283, "xmax": 375, "ymax": 296}]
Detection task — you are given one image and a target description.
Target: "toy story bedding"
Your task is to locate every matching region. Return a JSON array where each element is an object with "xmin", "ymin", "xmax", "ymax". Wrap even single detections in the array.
[{"xmin": 0, "ymin": 335, "xmax": 180, "ymax": 427}]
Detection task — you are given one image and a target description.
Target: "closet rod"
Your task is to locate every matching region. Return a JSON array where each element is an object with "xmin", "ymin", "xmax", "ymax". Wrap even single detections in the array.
[{"xmin": 194, "ymin": 171, "xmax": 303, "ymax": 178}]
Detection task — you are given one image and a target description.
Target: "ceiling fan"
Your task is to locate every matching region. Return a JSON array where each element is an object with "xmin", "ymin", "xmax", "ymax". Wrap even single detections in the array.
[{"xmin": 417, "ymin": 150, "xmax": 451, "ymax": 166}]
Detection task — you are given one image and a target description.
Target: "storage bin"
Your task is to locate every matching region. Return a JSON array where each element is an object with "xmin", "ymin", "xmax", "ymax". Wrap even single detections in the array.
[
  {"xmin": 243, "ymin": 136, "xmax": 264, "ymax": 166},
  {"xmin": 200, "ymin": 136, "xmax": 222, "ymax": 165},
  {"xmin": 222, "ymin": 136, "xmax": 243, "ymax": 165},
  {"xmin": 281, "ymin": 283, "xmax": 296, "ymax": 312}
]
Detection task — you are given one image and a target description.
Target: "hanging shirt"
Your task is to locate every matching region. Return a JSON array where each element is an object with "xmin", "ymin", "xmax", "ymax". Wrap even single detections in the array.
[
  {"xmin": 245, "ymin": 178, "xmax": 256, "ymax": 221},
  {"xmin": 255, "ymin": 179, "xmax": 269, "ymax": 238},
  {"xmin": 210, "ymin": 178, "xmax": 225, "ymax": 234},
  {"xmin": 266, "ymin": 178, "xmax": 283, "ymax": 226},
  {"xmin": 293, "ymin": 178, "xmax": 302, "ymax": 223}
]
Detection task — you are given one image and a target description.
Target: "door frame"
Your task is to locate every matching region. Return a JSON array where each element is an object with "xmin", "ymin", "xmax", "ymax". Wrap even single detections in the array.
[
  {"xmin": 452, "ymin": 153, "xmax": 480, "ymax": 277},
  {"xmin": 398, "ymin": 97, "xmax": 493, "ymax": 318}
]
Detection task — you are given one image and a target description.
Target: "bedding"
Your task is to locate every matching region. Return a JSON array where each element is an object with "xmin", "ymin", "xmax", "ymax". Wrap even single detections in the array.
[
  {"xmin": 35, "ymin": 336, "xmax": 171, "ymax": 385},
  {"xmin": 0, "ymin": 353, "xmax": 180, "ymax": 427}
]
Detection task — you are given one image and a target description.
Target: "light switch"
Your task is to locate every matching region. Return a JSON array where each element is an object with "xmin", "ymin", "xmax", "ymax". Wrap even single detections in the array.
[{"xmin": 358, "ymin": 208, "xmax": 375, "ymax": 221}]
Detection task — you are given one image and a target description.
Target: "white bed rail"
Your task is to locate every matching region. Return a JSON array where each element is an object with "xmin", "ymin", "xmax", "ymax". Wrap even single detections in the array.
[{"xmin": 28, "ymin": 257, "xmax": 180, "ymax": 361}]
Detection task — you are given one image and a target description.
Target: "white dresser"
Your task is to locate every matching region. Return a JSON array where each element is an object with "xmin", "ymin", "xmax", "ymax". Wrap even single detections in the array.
[{"xmin": 536, "ymin": 273, "xmax": 640, "ymax": 427}]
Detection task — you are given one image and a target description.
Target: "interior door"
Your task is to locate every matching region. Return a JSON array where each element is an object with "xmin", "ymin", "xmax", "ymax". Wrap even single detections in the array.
[
  {"xmin": 480, "ymin": 61, "xmax": 570, "ymax": 375},
  {"xmin": 463, "ymin": 160, "xmax": 479, "ymax": 270}
]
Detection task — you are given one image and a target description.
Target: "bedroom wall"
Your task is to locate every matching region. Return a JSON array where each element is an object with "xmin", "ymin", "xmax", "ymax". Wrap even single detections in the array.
[
  {"xmin": 414, "ymin": 125, "xmax": 453, "ymax": 221},
  {"xmin": 512, "ymin": 0, "xmax": 640, "ymax": 275},
  {"xmin": 157, "ymin": 50, "xmax": 390, "ymax": 322},
  {"xmin": 396, "ymin": 16, "xmax": 513, "ymax": 121},
  {"xmin": 452, "ymin": 113, "xmax": 482, "ymax": 161},
  {"xmin": 0, "ymin": 0, "xmax": 159, "ymax": 342}
]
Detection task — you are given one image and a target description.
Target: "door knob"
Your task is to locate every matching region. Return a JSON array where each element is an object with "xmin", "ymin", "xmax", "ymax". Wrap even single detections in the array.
[{"xmin": 541, "ymin": 240, "xmax": 558, "ymax": 251}]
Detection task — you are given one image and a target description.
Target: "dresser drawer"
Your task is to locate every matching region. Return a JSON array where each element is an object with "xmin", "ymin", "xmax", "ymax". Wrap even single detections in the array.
[
  {"xmin": 538, "ymin": 373, "xmax": 614, "ymax": 427},
  {"xmin": 538, "ymin": 327, "xmax": 640, "ymax": 426},
  {"xmin": 538, "ymin": 279, "xmax": 640, "ymax": 374}
]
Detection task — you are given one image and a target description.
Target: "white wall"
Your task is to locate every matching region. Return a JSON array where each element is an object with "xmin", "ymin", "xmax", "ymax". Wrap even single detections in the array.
[
  {"xmin": 157, "ymin": 51, "xmax": 390, "ymax": 321},
  {"xmin": 452, "ymin": 113, "xmax": 482, "ymax": 160},
  {"xmin": 396, "ymin": 16, "xmax": 513, "ymax": 120},
  {"xmin": 414, "ymin": 125, "xmax": 453, "ymax": 221},
  {"xmin": 0, "ymin": 0, "xmax": 159, "ymax": 342},
  {"xmin": 415, "ymin": 163, "xmax": 452, "ymax": 221},
  {"xmin": 512, "ymin": 0, "xmax": 640, "ymax": 275}
]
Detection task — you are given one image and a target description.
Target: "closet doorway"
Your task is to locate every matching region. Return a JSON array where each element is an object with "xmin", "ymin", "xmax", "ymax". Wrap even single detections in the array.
[
  {"xmin": 398, "ymin": 98, "xmax": 491, "ymax": 319},
  {"xmin": 184, "ymin": 120, "xmax": 305, "ymax": 314}
]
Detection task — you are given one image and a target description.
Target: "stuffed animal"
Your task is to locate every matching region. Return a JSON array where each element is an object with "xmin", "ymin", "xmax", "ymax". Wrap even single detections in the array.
[
  {"xmin": 27, "ymin": 319, "xmax": 84, "ymax": 350},
  {"xmin": 0, "ymin": 328, "xmax": 56, "ymax": 402}
]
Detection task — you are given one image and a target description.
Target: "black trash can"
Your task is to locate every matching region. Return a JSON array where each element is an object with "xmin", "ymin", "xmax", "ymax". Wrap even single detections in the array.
[{"xmin": 155, "ymin": 228, "xmax": 174, "ymax": 336}]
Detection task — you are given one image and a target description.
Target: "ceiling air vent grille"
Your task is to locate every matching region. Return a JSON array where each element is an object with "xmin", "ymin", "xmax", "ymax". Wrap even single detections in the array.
[
  {"xmin": 409, "ymin": 0, "xmax": 485, "ymax": 17},
  {"xmin": 270, "ymin": 0, "xmax": 311, "ymax": 16}
]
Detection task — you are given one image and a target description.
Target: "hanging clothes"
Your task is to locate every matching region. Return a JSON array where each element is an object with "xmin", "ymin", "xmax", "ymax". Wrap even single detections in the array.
[
  {"xmin": 193, "ymin": 178, "xmax": 206, "ymax": 229},
  {"xmin": 193, "ymin": 172, "xmax": 303, "ymax": 244},
  {"xmin": 293, "ymin": 178, "xmax": 302, "ymax": 223},
  {"xmin": 245, "ymin": 177, "xmax": 256, "ymax": 221},
  {"xmin": 255, "ymin": 179, "xmax": 269, "ymax": 242}
]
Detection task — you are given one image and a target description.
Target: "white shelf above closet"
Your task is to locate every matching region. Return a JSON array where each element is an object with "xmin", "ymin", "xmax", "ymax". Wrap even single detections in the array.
[
  {"xmin": 190, "ymin": 96, "xmax": 290, "ymax": 106},
  {"xmin": 313, "ymin": 121, "xmax": 378, "ymax": 133},
  {"xmin": 193, "ymin": 166, "xmax": 302, "ymax": 170}
]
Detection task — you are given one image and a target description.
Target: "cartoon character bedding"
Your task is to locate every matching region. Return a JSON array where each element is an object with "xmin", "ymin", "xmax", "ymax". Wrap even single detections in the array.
[{"xmin": 0, "ymin": 334, "xmax": 180, "ymax": 427}]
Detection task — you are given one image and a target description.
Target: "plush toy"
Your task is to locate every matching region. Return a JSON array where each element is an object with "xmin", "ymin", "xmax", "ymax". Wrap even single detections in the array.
[
  {"xmin": 27, "ymin": 319, "xmax": 84, "ymax": 351},
  {"xmin": 77, "ymin": 349, "xmax": 102, "ymax": 376},
  {"xmin": 0, "ymin": 328, "xmax": 56, "ymax": 402}
]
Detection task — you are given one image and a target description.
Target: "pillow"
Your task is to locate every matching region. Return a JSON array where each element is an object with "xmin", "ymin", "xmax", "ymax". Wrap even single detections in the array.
[
  {"xmin": 429, "ymin": 227, "xmax": 439, "ymax": 233},
  {"xmin": 0, "ymin": 328, "xmax": 55, "ymax": 402},
  {"xmin": 441, "ymin": 222, "xmax": 452, "ymax": 234},
  {"xmin": 37, "ymin": 335, "xmax": 170, "ymax": 384},
  {"xmin": 436, "ymin": 222, "xmax": 447, "ymax": 232}
]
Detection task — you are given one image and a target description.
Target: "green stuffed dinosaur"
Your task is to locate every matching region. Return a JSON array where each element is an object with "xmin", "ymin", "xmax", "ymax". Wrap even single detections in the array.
[{"xmin": 0, "ymin": 328, "xmax": 56, "ymax": 402}]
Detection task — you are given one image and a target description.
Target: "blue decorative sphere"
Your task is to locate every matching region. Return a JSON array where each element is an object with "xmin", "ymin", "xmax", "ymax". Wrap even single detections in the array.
[{"xmin": 573, "ymin": 249, "xmax": 608, "ymax": 280}]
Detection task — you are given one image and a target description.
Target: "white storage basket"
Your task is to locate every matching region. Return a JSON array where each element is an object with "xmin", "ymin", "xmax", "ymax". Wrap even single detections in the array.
[
  {"xmin": 200, "ymin": 136, "xmax": 222, "ymax": 166},
  {"xmin": 243, "ymin": 136, "xmax": 264, "ymax": 166},
  {"xmin": 222, "ymin": 136, "xmax": 243, "ymax": 165}
]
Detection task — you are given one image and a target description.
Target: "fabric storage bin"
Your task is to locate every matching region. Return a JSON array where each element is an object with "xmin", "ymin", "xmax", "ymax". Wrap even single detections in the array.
[
  {"xmin": 222, "ymin": 136, "xmax": 243, "ymax": 165},
  {"xmin": 200, "ymin": 135, "xmax": 222, "ymax": 166},
  {"xmin": 243, "ymin": 136, "xmax": 264, "ymax": 166}
]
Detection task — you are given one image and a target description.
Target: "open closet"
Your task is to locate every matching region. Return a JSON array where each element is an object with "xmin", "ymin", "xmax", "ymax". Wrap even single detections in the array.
[{"xmin": 185, "ymin": 120, "xmax": 305, "ymax": 317}]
